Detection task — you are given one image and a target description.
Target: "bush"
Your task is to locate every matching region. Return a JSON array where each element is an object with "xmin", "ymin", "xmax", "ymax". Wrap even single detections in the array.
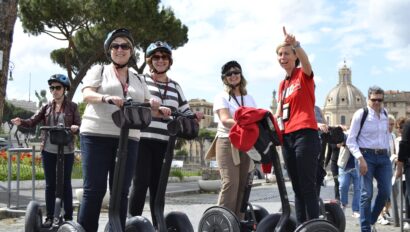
[
  {"xmin": 0, "ymin": 150, "xmax": 82, "ymax": 181},
  {"xmin": 175, "ymin": 149, "xmax": 188, "ymax": 157}
]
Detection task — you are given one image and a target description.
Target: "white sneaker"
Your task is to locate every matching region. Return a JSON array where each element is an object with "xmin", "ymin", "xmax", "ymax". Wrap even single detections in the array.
[
  {"xmin": 404, "ymin": 222, "xmax": 410, "ymax": 231},
  {"xmin": 352, "ymin": 211, "xmax": 360, "ymax": 218},
  {"xmin": 379, "ymin": 217, "xmax": 390, "ymax": 225}
]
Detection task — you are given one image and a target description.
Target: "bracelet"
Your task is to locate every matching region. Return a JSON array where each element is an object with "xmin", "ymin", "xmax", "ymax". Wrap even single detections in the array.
[
  {"xmin": 102, "ymin": 95, "xmax": 108, "ymax": 103},
  {"xmin": 292, "ymin": 41, "xmax": 301, "ymax": 49}
]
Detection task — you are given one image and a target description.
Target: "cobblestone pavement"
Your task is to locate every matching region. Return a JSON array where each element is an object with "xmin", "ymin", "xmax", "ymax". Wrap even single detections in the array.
[{"xmin": 0, "ymin": 179, "xmax": 402, "ymax": 232}]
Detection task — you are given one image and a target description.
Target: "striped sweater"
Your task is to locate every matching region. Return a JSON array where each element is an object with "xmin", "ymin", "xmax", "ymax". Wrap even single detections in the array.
[{"xmin": 141, "ymin": 75, "xmax": 192, "ymax": 141}]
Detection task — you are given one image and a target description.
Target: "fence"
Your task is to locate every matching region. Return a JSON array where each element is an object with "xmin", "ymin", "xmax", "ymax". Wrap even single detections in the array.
[{"xmin": 1, "ymin": 147, "xmax": 82, "ymax": 209}]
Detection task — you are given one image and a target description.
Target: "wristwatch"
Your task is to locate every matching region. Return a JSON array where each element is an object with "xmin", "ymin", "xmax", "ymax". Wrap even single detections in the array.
[{"xmin": 292, "ymin": 41, "xmax": 301, "ymax": 49}]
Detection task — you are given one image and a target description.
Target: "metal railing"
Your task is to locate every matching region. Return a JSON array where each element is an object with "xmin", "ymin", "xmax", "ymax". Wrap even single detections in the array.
[
  {"xmin": 3, "ymin": 147, "xmax": 82, "ymax": 209},
  {"xmin": 6, "ymin": 146, "xmax": 36, "ymax": 208}
]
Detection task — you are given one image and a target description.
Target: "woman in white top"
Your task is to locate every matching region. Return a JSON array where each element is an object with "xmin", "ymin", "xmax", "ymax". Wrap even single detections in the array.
[
  {"xmin": 213, "ymin": 60, "xmax": 257, "ymax": 218},
  {"xmin": 78, "ymin": 28, "xmax": 168, "ymax": 232}
]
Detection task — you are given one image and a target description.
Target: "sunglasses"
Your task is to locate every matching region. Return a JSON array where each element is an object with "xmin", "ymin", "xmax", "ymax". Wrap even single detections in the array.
[
  {"xmin": 370, "ymin": 98, "xmax": 383, "ymax": 102},
  {"xmin": 49, "ymin": 85, "xmax": 63, "ymax": 91},
  {"xmin": 110, "ymin": 43, "xmax": 131, "ymax": 50},
  {"xmin": 152, "ymin": 55, "xmax": 169, "ymax": 61},
  {"xmin": 225, "ymin": 71, "xmax": 241, "ymax": 77}
]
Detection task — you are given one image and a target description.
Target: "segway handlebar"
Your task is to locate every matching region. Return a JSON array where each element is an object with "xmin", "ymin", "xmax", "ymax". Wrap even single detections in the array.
[
  {"xmin": 40, "ymin": 124, "xmax": 71, "ymax": 131},
  {"xmin": 107, "ymin": 97, "xmax": 151, "ymax": 108}
]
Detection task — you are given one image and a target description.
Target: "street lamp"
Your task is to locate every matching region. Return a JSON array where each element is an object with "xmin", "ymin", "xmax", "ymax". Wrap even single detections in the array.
[{"xmin": 8, "ymin": 61, "xmax": 14, "ymax": 81}]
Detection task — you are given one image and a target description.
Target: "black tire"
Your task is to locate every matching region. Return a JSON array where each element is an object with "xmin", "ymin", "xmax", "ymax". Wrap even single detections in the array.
[
  {"xmin": 256, "ymin": 213, "xmax": 297, "ymax": 232},
  {"xmin": 295, "ymin": 219, "xmax": 338, "ymax": 232},
  {"xmin": 198, "ymin": 206, "xmax": 240, "ymax": 232},
  {"xmin": 125, "ymin": 216, "xmax": 156, "ymax": 232},
  {"xmin": 57, "ymin": 221, "xmax": 86, "ymax": 232},
  {"xmin": 245, "ymin": 204, "xmax": 269, "ymax": 223},
  {"xmin": 24, "ymin": 201, "xmax": 42, "ymax": 232},
  {"xmin": 324, "ymin": 202, "xmax": 346, "ymax": 232},
  {"xmin": 165, "ymin": 211, "xmax": 194, "ymax": 232}
]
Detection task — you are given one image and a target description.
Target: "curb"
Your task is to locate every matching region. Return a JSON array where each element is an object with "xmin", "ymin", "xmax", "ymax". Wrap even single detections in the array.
[{"xmin": 0, "ymin": 208, "xmax": 26, "ymax": 219}]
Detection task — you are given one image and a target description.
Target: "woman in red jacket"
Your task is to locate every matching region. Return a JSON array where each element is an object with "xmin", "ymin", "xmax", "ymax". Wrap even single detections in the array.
[{"xmin": 275, "ymin": 27, "xmax": 320, "ymax": 224}]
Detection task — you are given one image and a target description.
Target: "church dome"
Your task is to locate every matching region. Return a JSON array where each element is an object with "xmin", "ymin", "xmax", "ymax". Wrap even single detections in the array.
[
  {"xmin": 322, "ymin": 61, "xmax": 366, "ymax": 125},
  {"xmin": 324, "ymin": 83, "xmax": 365, "ymax": 109}
]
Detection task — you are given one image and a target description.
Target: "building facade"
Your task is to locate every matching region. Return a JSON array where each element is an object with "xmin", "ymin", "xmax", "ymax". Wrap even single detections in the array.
[
  {"xmin": 384, "ymin": 90, "xmax": 410, "ymax": 120},
  {"xmin": 188, "ymin": 98, "xmax": 215, "ymax": 128}
]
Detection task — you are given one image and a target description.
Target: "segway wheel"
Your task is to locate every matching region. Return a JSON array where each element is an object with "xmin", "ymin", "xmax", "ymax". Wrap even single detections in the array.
[
  {"xmin": 125, "ymin": 216, "xmax": 155, "ymax": 232},
  {"xmin": 165, "ymin": 211, "xmax": 194, "ymax": 232},
  {"xmin": 24, "ymin": 201, "xmax": 42, "ymax": 232},
  {"xmin": 57, "ymin": 221, "xmax": 86, "ymax": 232},
  {"xmin": 256, "ymin": 213, "xmax": 297, "ymax": 232},
  {"xmin": 294, "ymin": 219, "xmax": 338, "ymax": 232},
  {"xmin": 324, "ymin": 202, "xmax": 346, "ymax": 232},
  {"xmin": 198, "ymin": 206, "xmax": 240, "ymax": 232},
  {"xmin": 244, "ymin": 204, "xmax": 269, "ymax": 223}
]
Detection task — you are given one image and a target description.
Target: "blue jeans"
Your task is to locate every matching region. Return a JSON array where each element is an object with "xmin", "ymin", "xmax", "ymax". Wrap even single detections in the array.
[
  {"xmin": 78, "ymin": 135, "xmax": 138, "ymax": 232},
  {"xmin": 338, "ymin": 167, "xmax": 360, "ymax": 212},
  {"xmin": 359, "ymin": 151, "xmax": 392, "ymax": 232},
  {"xmin": 42, "ymin": 150, "xmax": 74, "ymax": 220},
  {"xmin": 282, "ymin": 128, "xmax": 320, "ymax": 224}
]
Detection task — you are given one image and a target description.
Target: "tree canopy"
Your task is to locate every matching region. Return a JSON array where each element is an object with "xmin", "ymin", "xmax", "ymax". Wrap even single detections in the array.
[{"xmin": 18, "ymin": 0, "xmax": 188, "ymax": 100}]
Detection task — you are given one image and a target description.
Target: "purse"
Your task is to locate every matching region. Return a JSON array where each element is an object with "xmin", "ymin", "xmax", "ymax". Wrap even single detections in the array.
[
  {"xmin": 321, "ymin": 126, "xmax": 345, "ymax": 144},
  {"xmin": 337, "ymin": 145, "xmax": 351, "ymax": 169},
  {"xmin": 112, "ymin": 105, "xmax": 152, "ymax": 129},
  {"xmin": 167, "ymin": 116, "xmax": 199, "ymax": 140},
  {"xmin": 49, "ymin": 129, "xmax": 73, "ymax": 146}
]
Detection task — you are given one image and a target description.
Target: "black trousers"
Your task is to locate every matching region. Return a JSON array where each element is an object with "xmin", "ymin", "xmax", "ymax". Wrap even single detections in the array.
[
  {"xmin": 128, "ymin": 138, "xmax": 168, "ymax": 228},
  {"xmin": 282, "ymin": 128, "xmax": 320, "ymax": 224}
]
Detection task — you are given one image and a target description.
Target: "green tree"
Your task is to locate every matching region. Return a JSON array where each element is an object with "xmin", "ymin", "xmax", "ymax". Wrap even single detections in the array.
[
  {"xmin": 18, "ymin": 0, "xmax": 188, "ymax": 101},
  {"xmin": 0, "ymin": 0, "xmax": 18, "ymax": 123},
  {"xmin": 2, "ymin": 101, "xmax": 34, "ymax": 123},
  {"xmin": 196, "ymin": 128, "xmax": 216, "ymax": 167}
]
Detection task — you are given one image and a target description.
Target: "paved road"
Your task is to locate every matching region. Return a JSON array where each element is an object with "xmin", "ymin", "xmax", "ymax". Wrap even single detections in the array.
[{"xmin": 0, "ymin": 177, "xmax": 402, "ymax": 231}]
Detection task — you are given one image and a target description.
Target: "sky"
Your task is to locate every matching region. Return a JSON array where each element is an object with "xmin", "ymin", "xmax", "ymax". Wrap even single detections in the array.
[{"xmin": 7, "ymin": 0, "xmax": 410, "ymax": 110}]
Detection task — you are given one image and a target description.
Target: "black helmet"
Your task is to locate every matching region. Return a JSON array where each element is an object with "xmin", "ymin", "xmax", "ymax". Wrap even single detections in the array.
[
  {"xmin": 48, "ymin": 74, "xmax": 71, "ymax": 90},
  {"xmin": 221, "ymin": 60, "xmax": 242, "ymax": 80},
  {"xmin": 146, "ymin": 41, "xmax": 172, "ymax": 58},
  {"xmin": 104, "ymin": 28, "xmax": 134, "ymax": 55}
]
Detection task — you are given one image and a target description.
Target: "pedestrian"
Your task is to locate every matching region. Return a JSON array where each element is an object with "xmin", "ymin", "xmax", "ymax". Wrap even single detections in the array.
[
  {"xmin": 127, "ymin": 41, "xmax": 202, "ymax": 228},
  {"xmin": 338, "ymin": 130, "xmax": 360, "ymax": 219},
  {"xmin": 346, "ymin": 86, "xmax": 391, "ymax": 232},
  {"xmin": 78, "ymin": 29, "xmax": 168, "ymax": 232},
  {"xmin": 275, "ymin": 26, "xmax": 320, "ymax": 224},
  {"xmin": 210, "ymin": 60, "xmax": 256, "ymax": 218},
  {"xmin": 394, "ymin": 117, "xmax": 410, "ymax": 230},
  {"xmin": 11, "ymin": 74, "xmax": 81, "ymax": 227}
]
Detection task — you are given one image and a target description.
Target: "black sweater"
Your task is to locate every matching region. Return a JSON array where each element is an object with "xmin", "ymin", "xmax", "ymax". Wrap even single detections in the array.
[{"xmin": 398, "ymin": 120, "xmax": 410, "ymax": 163}]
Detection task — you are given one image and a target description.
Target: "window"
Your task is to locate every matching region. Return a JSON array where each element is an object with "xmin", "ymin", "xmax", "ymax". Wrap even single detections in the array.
[{"xmin": 341, "ymin": 115, "xmax": 346, "ymax": 125}]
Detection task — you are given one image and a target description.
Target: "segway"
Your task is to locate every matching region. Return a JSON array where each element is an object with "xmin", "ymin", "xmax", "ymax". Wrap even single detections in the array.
[
  {"xmin": 58, "ymin": 100, "xmax": 155, "ymax": 232},
  {"xmin": 24, "ymin": 124, "xmax": 74, "ymax": 232},
  {"xmin": 152, "ymin": 110, "xmax": 199, "ymax": 232},
  {"xmin": 198, "ymin": 108, "xmax": 338, "ymax": 232}
]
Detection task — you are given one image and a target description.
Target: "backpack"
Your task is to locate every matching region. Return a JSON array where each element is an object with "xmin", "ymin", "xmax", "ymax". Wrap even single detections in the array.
[{"xmin": 357, "ymin": 107, "xmax": 387, "ymax": 139}]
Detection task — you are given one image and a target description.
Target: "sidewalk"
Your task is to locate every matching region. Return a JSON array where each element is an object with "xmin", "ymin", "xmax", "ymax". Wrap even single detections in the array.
[{"xmin": 0, "ymin": 176, "xmax": 402, "ymax": 232}]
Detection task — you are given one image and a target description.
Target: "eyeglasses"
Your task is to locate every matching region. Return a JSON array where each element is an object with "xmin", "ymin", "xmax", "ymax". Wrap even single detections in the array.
[
  {"xmin": 225, "ymin": 71, "xmax": 241, "ymax": 77},
  {"xmin": 152, "ymin": 55, "xmax": 169, "ymax": 61},
  {"xmin": 370, "ymin": 98, "xmax": 383, "ymax": 102},
  {"xmin": 110, "ymin": 43, "xmax": 131, "ymax": 50},
  {"xmin": 49, "ymin": 85, "xmax": 63, "ymax": 91}
]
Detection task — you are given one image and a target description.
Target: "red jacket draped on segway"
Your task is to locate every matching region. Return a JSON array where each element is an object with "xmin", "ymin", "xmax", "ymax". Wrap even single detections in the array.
[{"xmin": 229, "ymin": 107, "xmax": 283, "ymax": 173}]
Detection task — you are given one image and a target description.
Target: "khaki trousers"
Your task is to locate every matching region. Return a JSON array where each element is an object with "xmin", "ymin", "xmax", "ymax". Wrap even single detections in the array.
[{"xmin": 216, "ymin": 137, "xmax": 250, "ymax": 218}]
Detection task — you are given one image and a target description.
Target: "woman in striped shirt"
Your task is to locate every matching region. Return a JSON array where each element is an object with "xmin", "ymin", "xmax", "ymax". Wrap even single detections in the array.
[{"xmin": 128, "ymin": 41, "xmax": 202, "ymax": 228}]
